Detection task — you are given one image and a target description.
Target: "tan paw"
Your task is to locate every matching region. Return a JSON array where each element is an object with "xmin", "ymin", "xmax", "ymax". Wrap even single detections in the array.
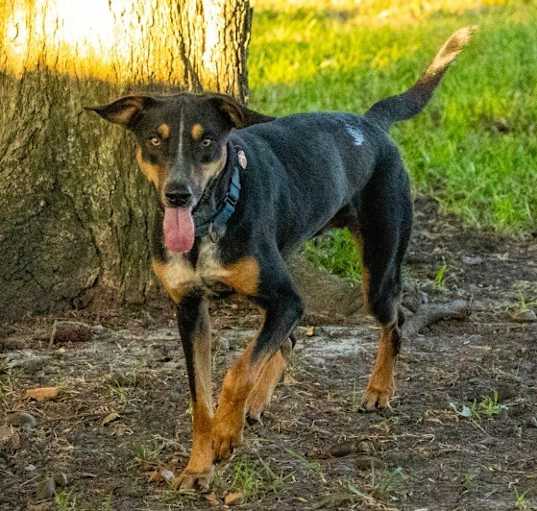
[
  {"xmin": 246, "ymin": 348, "xmax": 288, "ymax": 424},
  {"xmin": 246, "ymin": 398, "xmax": 266, "ymax": 425},
  {"xmin": 212, "ymin": 417, "xmax": 243, "ymax": 461},
  {"xmin": 360, "ymin": 385, "xmax": 393, "ymax": 411},
  {"xmin": 173, "ymin": 465, "xmax": 214, "ymax": 491}
]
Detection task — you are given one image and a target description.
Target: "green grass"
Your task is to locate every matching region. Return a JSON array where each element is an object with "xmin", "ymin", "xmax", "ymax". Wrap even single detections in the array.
[
  {"xmin": 450, "ymin": 391, "xmax": 507, "ymax": 421},
  {"xmin": 248, "ymin": 0, "xmax": 537, "ymax": 275},
  {"xmin": 304, "ymin": 228, "xmax": 361, "ymax": 280},
  {"xmin": 212, "ymin": 453, "xmax": 291, "ymax": 501}
]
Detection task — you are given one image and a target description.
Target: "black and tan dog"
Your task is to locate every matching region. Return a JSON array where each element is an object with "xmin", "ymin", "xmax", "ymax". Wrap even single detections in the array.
[{"xmin": 86, "ymin": 27, "xmax": 473, "ymax": 489}]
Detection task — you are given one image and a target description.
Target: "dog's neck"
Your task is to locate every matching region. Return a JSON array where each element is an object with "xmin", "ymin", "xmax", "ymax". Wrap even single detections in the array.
[{"xmin": 192, "ymin": 141, "xmax": 242, "ymax": 241}]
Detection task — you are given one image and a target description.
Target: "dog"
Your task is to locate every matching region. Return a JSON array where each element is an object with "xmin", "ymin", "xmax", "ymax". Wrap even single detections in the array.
[{"xmin": 86, "ymin": 27, "xmax": 474, "ymax": 489}]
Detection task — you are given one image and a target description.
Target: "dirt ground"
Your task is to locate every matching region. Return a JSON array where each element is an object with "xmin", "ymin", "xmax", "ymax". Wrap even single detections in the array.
[{"xmin": 1, "ymin": 197, "xmax": 536, "ymax": 511}]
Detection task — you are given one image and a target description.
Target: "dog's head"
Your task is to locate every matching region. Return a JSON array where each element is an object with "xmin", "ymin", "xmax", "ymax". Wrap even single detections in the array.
[{"xmin": 86, "ymin": 93, "xmax": 272, "ymax": 253}]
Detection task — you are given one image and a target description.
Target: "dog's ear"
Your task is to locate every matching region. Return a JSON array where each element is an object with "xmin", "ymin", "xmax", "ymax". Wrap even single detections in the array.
[
  {"xmin": 84, "ymin": 95, "xmax": 155, "ymax": 127},
  {"xmin": 207, "ymin": 94, "xmax": 275, "ymax": 128}
]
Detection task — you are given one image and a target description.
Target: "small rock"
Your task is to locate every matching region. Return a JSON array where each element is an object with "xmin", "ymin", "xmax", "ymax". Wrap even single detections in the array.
[
  {"xmin": 462, "ymin": 255, "xmax": 483, "ymax": 265},
  {"xmin": 6, "ymin": 412, "xmax": 37, "ymax": 431},
  {"xmin": 224, "ymin": 491, "xmax": 244, "ymax": 506},
  {"xmin": 25, "ymin": 387, "xmax": 60, "ymax": 401},
  {"xmin": 160, "ymin": 468, "xmax": 174, "ymax": 483},
  {"xmin": 36, "ymin": 477, "xmax": 56, "ymax": 500},
  {"xmin": 148, "ymin": 467, "xmax": 174, "ymax": 483}
]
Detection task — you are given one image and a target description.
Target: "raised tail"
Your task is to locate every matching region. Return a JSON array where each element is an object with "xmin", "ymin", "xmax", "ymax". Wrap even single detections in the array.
[{"xmin": 365, "ymin": 26, "xmax": 476, "ymax": 130}]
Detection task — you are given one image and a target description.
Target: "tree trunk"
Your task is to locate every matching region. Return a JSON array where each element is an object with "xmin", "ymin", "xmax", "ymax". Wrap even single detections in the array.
[{"xmin": 0, "ymin": 0, "xmax": 252, "ymax": 321}]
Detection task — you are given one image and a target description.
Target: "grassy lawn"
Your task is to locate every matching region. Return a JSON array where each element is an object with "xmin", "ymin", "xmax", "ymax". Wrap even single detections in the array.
[{"xmin": 248, "ymin": 0, "xmax": 536, "ymax": 277}]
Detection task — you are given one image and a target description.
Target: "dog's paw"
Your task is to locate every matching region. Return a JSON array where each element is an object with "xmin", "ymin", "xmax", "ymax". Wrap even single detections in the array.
[
  {"xmin": 173, "ymin": 465, "xmax": 214, "ymax": 491},
  {"xmin": 246, "ymin": 407, "xmax": 265, "ymax": 426},
  {"xmin": 246, "ymin": 348, "xmax": 289, "ymax": 425},
  {"xmin": 246, "ymin": 387, "xmax": 271, "ymax": 425},
  {"xmin": 212, "ymin": 416, "xmax": 244, "ymax": 461},
  {"xmin": 360, "ymin": 385, "xmax": 393, "ymax": 411}
]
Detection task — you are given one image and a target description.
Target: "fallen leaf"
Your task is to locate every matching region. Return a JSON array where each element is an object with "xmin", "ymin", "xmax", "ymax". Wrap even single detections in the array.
[
  {"xmin": 148, "ymin": 470, "xmax": 163, "ymax": 483},
  {"xmin": 101, "ymin": 412, "xmax": 120, "ymax": 426},
  {"xmin": 305, "ymin": 326, "xmax": 315, "ymax": 336},
  {"xmin": 510, "ymin": 310, "xmax": 537, "ymax": 322},
  {"xmin": 224, "ymin": 491, "xmax": 244, "ymax": 506},
  {"xmin": 25, "ymin": 387, "xmax": 59, "ymax": 401},
  {"xmin": 206, "ymin": 493, "xmax": 220, "ymax": 507}
]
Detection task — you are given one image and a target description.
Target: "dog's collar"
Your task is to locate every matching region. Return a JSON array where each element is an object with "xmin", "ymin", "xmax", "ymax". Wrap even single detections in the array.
[{"xmin": 193, "ymin": 144, "xmax": 246, "ymax": 242}]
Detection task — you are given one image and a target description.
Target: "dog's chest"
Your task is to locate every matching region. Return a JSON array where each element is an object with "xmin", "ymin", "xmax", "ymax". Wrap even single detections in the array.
[{"xmin": 153, "ymin": 242, "xmax": 231, "ymax": 302}]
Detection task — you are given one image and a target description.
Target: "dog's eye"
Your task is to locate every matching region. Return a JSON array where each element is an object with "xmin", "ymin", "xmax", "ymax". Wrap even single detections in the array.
[
  {"xmin": 149, "ymin": 136, "xmax": 161, "ymax": 147},
  {"xmin": 200, "ymin": 138, "xmax": 213, "ymax": 148}
]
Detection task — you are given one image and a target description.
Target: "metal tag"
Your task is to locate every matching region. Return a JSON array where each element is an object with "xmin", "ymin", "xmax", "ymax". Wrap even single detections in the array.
[
  {"xmin": 237, "ymin": 149, "xmax": 247, "ymax": 169},
  {"xmin": 208, "ymin": 223, "xmax": 220, "ymax": 244}
]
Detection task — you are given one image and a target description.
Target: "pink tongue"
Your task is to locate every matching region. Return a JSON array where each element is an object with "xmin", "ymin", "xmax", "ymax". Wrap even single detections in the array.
[{"xmin": 163, "ymin": 207, "xmax": 195, "ymax": 253}]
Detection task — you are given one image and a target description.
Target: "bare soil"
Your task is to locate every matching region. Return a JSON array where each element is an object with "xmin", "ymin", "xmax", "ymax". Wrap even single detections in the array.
[{"xmin": 1, "ymin": 197, "xmax": 536, "ymax": 511}]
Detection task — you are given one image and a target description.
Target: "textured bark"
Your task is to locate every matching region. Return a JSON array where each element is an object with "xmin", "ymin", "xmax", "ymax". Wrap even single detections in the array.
[{"xmin": 0, "ymin": 0, "xmax": 252, "ymax": 320}]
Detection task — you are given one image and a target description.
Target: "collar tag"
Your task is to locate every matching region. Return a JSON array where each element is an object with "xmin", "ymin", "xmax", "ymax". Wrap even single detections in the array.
[{"xmin": 237, "ymin": 149, "xmax": 247, "ymax": 169}]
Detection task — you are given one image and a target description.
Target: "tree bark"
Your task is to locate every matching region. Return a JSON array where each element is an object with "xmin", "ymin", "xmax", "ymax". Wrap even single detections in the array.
[{"xmin": 0, "ymin": 0, "xmax": 252, "ymax": 321}]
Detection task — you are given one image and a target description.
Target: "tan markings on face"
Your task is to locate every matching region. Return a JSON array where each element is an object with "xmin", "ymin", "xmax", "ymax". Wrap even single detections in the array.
[
  {"xmin": 135, "ymin": 144, "xmax": 168, "ymax": 188},
  {"xmin": 157, "ymin": 123, "xmax": 171, "ymax": 140},
  {"xmin": 220, "ymin": 256, "xmax": 259, "ymax": 296},
  {"xmin": 191, "ymin": 123, "xmax": 204, "ymax": 141}
]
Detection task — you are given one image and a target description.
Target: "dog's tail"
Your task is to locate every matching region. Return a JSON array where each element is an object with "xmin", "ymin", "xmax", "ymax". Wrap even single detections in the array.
[{"xmin": 365, "ymin": 26, "xmax": 476, "ymax": 130}]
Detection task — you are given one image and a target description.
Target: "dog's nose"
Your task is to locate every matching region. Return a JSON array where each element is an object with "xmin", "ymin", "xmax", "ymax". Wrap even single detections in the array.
[{"xmin": 164, "ymin": 183, "xmax": 193, "ymax": 207}]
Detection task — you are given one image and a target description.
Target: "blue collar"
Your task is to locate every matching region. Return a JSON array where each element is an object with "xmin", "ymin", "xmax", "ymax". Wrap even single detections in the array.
[{"xmin": 193, "ymin": 146, "xmax": 244, "ymax": 242}]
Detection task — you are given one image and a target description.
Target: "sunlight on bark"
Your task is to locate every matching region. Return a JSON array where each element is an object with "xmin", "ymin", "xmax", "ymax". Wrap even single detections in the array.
[{"xmin": 3, "ymin": 0, "xmax": 146, "ymax": 79}]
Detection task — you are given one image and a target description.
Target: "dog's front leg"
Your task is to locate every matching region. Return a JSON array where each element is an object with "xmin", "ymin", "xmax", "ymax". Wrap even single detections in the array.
[
  {"xmin": 173, "ymin": 291, "xmax": 215, "ymax": 490},
  {"xmin": 212, "ymin": 273, "xmax": 304, "ymax": 461}
]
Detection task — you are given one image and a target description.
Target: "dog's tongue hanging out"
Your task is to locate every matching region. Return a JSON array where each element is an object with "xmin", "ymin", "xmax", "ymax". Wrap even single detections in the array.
[{"xmin": 163, "ymin": 207, "xmax": 195, "ymax": 253}]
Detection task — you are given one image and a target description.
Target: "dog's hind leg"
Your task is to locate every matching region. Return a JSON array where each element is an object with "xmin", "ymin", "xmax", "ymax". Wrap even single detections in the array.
[
  {"xmin": 354, "ymin": 154, "xmax": 412, "ymax": 410},
  {"xmin": 246, "ymin": 335, "xmax": 294, "ymax": 424},
  {"xmin": 211, "ymin": 255, "xmax": 304, "ymax": 460}
]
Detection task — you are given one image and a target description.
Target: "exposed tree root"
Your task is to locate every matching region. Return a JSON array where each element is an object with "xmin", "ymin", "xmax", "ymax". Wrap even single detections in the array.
[{"xmin": 402, "ymin": 299, "xmax": 471, "ymax": 338}]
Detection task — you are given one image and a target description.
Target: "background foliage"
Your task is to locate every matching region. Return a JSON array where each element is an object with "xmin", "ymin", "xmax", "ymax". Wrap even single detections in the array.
[{"xmin": 247, "ymin": 0, "xmax": 536, "ymax": 276}]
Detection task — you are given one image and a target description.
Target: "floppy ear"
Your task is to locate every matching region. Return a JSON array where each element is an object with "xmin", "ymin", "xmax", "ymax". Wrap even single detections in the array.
[
  {"xmin": 208, "ymin": 93, "xmax": 275, "ymax": 128},
  {"xmin": 84, "ymin": 95, "xmax": 155, "ymax": 127}
]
